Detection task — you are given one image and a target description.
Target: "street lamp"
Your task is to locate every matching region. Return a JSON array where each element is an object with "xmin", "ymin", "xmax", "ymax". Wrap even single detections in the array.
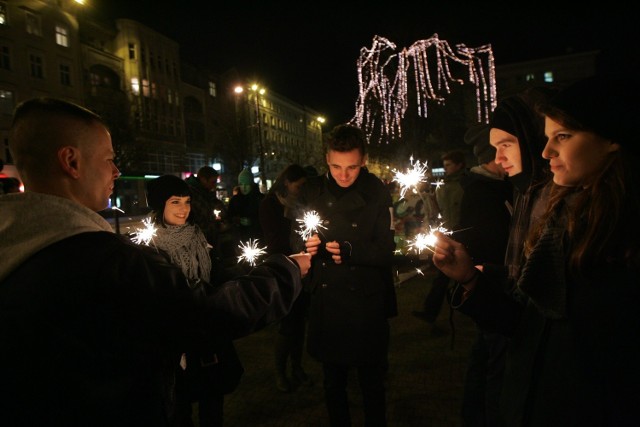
[
  {"xmin": 234, "ymin": 84, "xmax": 267, "ymax": 189},
  {"xmin": 249, "ymin": 84, "xmax": 267, "ymax": 189}
]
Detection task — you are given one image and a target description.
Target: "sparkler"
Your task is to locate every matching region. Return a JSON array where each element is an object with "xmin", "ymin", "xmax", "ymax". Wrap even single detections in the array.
[
  {"xmin": 237, "ymin": 239, "xmax": 267, "ymax": 267},
  {"xmin": 131, "ymin": 217, "xmax": 157, "ymax": 246},
  {"xmin": 406, "ymin": 223, "xmax": 452, "ymax": 255},
  {"xmin": 296, "ymin": 210, "xmax": 328, "ymax": 241},
  {"xmin": 392, "ymin": 155, "xmax": 429, "ymax": 199}
]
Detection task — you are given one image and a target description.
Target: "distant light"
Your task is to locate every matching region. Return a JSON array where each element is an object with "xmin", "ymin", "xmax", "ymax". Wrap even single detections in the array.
[
  {"xmin": 317, "ymin": 116, "xmax": 325, "ymax": 124},
  {"xmin": 251, "ymin": 166, "xmax": 259, "ymax": 174},
  {"xmin": 234, "ymin": 86, "xmax": 243, "ymax": 94},
  {"xmin": 212, "ymin": 163, "xmax": 221, "ymax": 171},
  {"xmin": 74, "ymin": 0, "xmax": 86, "ymax": 4}
]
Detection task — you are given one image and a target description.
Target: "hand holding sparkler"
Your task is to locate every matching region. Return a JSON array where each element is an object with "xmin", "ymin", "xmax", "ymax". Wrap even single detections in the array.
[
  {"xmin": 296, "ymin": 210, "xmax": 327, "ymax": 241},
  {"xmin": 304, "ymin": 234, "xmax": 321, "ymax": 256},
  {"xmin": 431, "ymin": 231, "xmax": 478, "ymax": 286},
  {"xmin": 288, "ymin": 252, "xmax": 312, "ymax": 277}
]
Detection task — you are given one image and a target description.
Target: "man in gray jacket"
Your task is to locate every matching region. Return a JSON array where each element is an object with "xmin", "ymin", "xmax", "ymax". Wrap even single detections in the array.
[{"xmin": 0, "ymin": 97, "xmax": 310, "ymax": 427}]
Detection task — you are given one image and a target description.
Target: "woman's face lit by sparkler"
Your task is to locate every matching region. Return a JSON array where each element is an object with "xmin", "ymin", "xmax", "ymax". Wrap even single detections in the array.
[
  {"xmin": 163, "ymin": 195, "xmax": 191, "ymax": 225},
  {"xmin": 542, "ymin": 116, "xmax": 619, "ymax": 187},
  {"xmin": 490, "ymin": 128, "xmax": 522, "ymax": 177},
  {"xmin": 326, "ymin": 148, "xmax": 366, "ymax": 188}
]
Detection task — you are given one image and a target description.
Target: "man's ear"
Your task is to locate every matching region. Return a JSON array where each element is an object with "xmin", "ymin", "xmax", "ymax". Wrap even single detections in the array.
[
  {"xmin": 58, "ymin": 146, "xmax": 80, "ymax": 179},
  {"xmin": 362, "ymin": 154, "xmax": 368, "ymax": 166}
]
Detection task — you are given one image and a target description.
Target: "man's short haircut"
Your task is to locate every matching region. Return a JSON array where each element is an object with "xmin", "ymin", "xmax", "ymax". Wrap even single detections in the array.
[
  {"xmin": 197, "ymin": 166, "xmax": 218, "ymax": 180},
  {"xmin": 325, "ymin": 123, "xmax": 367, "ymax": 157},
  {"xmin": 441, "ymin": 150, "xmax": 466, "ymax": 166},
  {"xmin": 11, "ymin": 97, "xmax": 104, "ymax": 129}
]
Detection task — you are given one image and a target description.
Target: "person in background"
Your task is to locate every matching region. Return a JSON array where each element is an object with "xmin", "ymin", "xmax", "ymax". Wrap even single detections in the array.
[
  {"xmin": 292, "ymin": 123, "xmax": 396, "ymax": 427},
  {"xmin": 413, "ymin": 150, "xmax": 467, "ymax": 336},
  {"xmin": 434, "ymin": 75, "xmax": 640, "ymax": 425},
  {"xmin": 455, "ymin": 124, "xmax": 513, "ymax": 426},
  {"xmin": 0, "ymin": 97, "xmax": 310, "ymax": 427},
  {"xmin": 259, "ymin": 163, "xmax": 313, "ymax": 393},
  {"xmin": 145, "ymin": 174, "xmax": 243, "ymax": 427},
  {"xmin": 185, "ymin": 166, "xmax": 227, "ymax": 253},
  {"xmin": 228, "ymin": 168, "xmax": 264, "ymax": 243}
]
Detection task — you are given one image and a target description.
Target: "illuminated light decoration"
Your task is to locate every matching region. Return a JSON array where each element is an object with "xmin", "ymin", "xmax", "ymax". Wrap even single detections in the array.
[
  {"xmin": 353, "ymin": 34, "xmax": 496, "ymax": 143},
  {"xmin": 237, "ymin": 239, "xmax": 267, "ymax": 267},
  {"xmin": 296, "ymin": 210, "xmax": 328, "ymax": 241},
  {"xmin": 131, "ymin": 218, "xmax": 158, "ymax": 246}
]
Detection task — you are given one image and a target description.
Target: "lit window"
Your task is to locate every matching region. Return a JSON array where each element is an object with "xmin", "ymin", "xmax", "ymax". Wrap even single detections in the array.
[
  {"xmin": 59, "ymin": 63, "xmax": 71, "ymax": 86},
  {"xmin": 168, "ymin": 88, "xmax": 173, "ymax": 104},
  {"xmin": 55, "ymin": 25, "xmax": 69, "ymax": 47},
  {"xmin": 128, "ymin": 43, "xmax": 136, "ymax": 60},
  {"xmin": 544, "ymin": 71, "xmax": 554, "ymax": 83},
  {"xmin": 209, "ymin": 81, "xmax": 216, "ymax": 97},
  {"xmin": 0, "ymin": 2, "xmax": 7, "ymax": 25},
  {"xmin": 525, "ymin": 73, "xmax": 535, "ymax": 82},
  {"xmin": 142, "ymin": 79, "xmax": 150, "ymax": 97},
  {"xmin": 26, "ymin": 12, "xmax": 41, "ymax": 36},
  {"xmin": 131, "ymin": 77, "xmax": 140, "ymax": 95}
]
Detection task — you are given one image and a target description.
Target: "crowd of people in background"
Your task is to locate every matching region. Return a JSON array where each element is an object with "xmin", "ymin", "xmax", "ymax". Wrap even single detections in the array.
[{"xmin": 1, "ymin": 72, "xmax": 639, "ymax": 426}]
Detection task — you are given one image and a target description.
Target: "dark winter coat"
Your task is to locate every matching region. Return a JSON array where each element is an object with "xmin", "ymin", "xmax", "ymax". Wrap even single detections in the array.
[
  {"xmin": 0, "ymin": 230, "xmax": 301, "ymax": 427},
  {"xmin": 451, "ymin": 196, "xmax": 640, "ymax": 426},
  {"xmin": 292, "ymin": 169, "xmax": 396, "ymax": 365}
]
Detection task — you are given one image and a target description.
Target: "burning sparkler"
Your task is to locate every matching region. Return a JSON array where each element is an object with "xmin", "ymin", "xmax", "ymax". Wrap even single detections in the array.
[
  {"xmin": 406, "ymin": 223, "xmax": 452, "ymax": 255},
  {"xmin": 237, "ymin": 239, "xmax": 267, "ymax": 267},
  {"xmin": 296, "ymin": 210, "xmax": 328, "ymax": 241},
  {"xmin": 131, "ymin": 217, "xmax": 158, "ymax": 246},
  {"xmin": 392, "ymin": 155, "xmax": 429, "ymax": 199}
]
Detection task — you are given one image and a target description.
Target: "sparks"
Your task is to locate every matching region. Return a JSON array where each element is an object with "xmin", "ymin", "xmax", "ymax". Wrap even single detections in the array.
[
  {"xmin": 213, "ymin": 209, "xmax": 221, "ymax": 220},
  {"xmin": 296, "ymin": 210, "xmax": 328, "ymax": 241},
  {"xmin": 131, "ymin": 217, "xmax": 157, "ymax": 246},
  {"xmin": 432, "ymin": 179, "xmax": 445, "ymax": 190},
  {"xmin": 392, "ymin": 155, "xmax": 429, "ymax": 199},
  {"xmin": 237, "ymin": 239, "xmax": 267, "ymax": 267},
  {"xmin": 406, "ymin": 223, "xmax": 452, "ymax": 255}
]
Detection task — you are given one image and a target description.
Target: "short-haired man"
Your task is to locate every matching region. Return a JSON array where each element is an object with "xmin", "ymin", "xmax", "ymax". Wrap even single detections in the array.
[
  {"xmin": 0, "ymin": 97, "xmax": 310, "ymax": 426},
  {"xmin": 292, "ymin": 123, "xmax": 396, "ymax": 426}
]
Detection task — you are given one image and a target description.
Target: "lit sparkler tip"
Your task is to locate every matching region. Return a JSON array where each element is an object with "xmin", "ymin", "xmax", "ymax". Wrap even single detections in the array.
[
  {"xmin": 237, "ymin": 238, "xmax": 267, "ymax": 266},
  {"xmin": 296, "ymin": 210, "xmax": 327, "ymax": 241},
  {"xmin": 132, "ymin": 217, "xmax": 157, "ymax": 246},
  {"xmin": 392, "ymin": 156, "xmax": 429, "ymax": 199}
]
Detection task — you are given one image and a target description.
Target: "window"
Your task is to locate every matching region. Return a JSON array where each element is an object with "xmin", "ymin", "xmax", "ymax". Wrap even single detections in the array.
[
  {"xmin": 59, "ymin": 63, "xmax": 71, "ymax": 86},
  {"xmin": 29, "ymin": 53, "xmax": 44, "ymax": 79},
  {"xmin": 25, "ymin": 12, "xmax": 42, "ymax": 36},
  {"xmin": 525, "ymin": 73, "xmax": 535, "ymax": 82},
  {"xmin": 544, "ymin": 71, "xmax": 554, "ymax": 83},
  {"xmin": 0, "ymin": 45, "xmax": 10, "ymax": 70},
  {"xmin": 0, "ymin": 89, "xmax": 13, "ymax": 115},
  {"xmin": 142, "ymin": 79, "xmax": 150, "ymax": 97},
  {"xmin": 128, "ymin": 43, "xmax": 136, "ymax": 60},
  {"xmin": 208, "ymin": 81, "xmax": 217, "ymax": 97},
  {"xmin": 0, "ymin": 2, "xmax": 7, "ymax": 26},
  {"xmin": 55, "ymin": 25, "xmax": 69, "ymax": 47},
  {"xmin": 131, "ymin": 77, "xmax": 140, "ymax": 95}
]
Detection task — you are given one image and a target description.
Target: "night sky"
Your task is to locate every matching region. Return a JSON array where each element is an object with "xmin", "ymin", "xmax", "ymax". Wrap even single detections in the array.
[{"xmin": 96, "ymin": 1, "xmax": 635, "ymax": 126}]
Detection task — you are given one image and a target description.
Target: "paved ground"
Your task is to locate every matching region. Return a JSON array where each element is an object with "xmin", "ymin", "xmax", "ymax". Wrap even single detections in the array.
[{"xmin": 217, "ymin": 260, "xmax": 477, "ymax": 426}]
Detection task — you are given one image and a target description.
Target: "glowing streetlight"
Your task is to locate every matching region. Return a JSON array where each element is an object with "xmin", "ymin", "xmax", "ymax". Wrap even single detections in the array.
[{"xmin": 249, "ymin": 84, "xmax": 267, "ymax": 188}]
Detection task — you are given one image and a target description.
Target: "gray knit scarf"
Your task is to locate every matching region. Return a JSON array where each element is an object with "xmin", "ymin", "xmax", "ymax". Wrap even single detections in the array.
[{"xmin": 153, "ymin": 223, "xmax": 211, "ymax": 285}]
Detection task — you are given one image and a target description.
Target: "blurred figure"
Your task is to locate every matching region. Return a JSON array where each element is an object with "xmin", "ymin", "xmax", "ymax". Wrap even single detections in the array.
[
  {"xmin": 0, "ymin": 177, "xmax": 21, "ymax": 194},
  {"xmin": 259, "ymin": 163, "xmax": 312, "ymax": 393},
  {"xmin": 434, "ymin": 76, "xmax": 640, "ymax": 425},
  {"xmin": 292, "ymin": 124, "xmax": 396, "ymax": 427},
  {"xmin": 413, "ymin": 150, "xmax": 468, "ymax": 335},
  {"xmin": 185, "ymin": 166, "xmax": 227, "ymax": 253},
  {"xmin": 227, "ymin": 168, "xmax": 264, "ymax": 243}
]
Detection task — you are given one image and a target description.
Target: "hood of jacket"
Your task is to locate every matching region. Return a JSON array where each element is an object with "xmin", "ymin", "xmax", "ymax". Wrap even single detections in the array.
[{"xmin": 0, "ymin": 192, "xmax": 113, "ymax": 281}]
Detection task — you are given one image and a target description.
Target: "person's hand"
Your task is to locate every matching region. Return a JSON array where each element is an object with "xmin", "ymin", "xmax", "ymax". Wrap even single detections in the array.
[
  {"xmin": 325, "ymin": 241, "xmax": 342, "ymax": 264},
  {"xmin": 289, "ymin": 252, "xmax": 311, "ymax": 277},
  {"xmin": 431, "ymin": 231, "xmax": 476, "ymax": 283},
  {"xmin": 305, "ymin": 234, "xmax": 321, "ymax": 257}
]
